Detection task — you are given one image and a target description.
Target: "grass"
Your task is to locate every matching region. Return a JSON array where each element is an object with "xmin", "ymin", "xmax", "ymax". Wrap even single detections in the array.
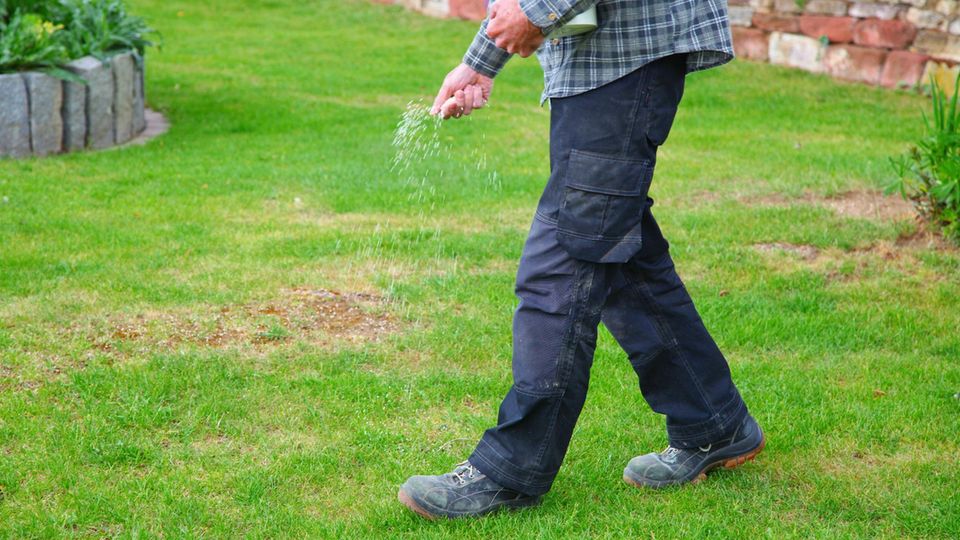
[{"xmin": 1, "ymin": 0, "xmax": 958, "ymax": 537}]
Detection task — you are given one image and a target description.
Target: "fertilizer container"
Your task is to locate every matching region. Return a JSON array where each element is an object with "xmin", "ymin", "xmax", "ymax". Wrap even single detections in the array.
[{"xmin": 548, "ymin": 6, "xmax": 597, "ymax": 37}]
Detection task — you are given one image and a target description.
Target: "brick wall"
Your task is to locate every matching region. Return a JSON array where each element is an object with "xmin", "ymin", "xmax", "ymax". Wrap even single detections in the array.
[
  {"xmin": 380, "ymin": 0, "xmax": 960, "ymax": 92},
  {"xmin": 733, "ymin": 0, "xmax": 960, "ymax": 91}
]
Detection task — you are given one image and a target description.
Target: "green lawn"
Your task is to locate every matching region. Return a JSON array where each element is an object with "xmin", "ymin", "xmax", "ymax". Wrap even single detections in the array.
[{"xmin": 1, "ymin": 0, "xmax": 959, "ymax": 537}]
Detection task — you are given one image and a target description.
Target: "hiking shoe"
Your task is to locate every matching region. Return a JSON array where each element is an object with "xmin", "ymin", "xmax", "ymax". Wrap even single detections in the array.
[
  {"xmin": 623, "ymin": 414, "xmax": 765, "ymax": 489},
  {"xmin": 398, "ymin": 461, "xmax": 541, "ymax": 519}
]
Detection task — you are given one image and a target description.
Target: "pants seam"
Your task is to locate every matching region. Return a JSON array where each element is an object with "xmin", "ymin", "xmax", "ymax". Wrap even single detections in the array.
[
  {"xmin": 531, "ymin": 262, "xmax": 596, "ymax": 478},
  {"xmin": 626, "ymin": 269, "xmax": 719, "ymax": 421}
]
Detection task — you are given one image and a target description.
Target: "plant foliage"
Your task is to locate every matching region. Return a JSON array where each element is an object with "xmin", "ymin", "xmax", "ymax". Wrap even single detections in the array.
[
  {"xmin": 888, "ymin": 71, "xmax": 960, "ymax": 242},
  {"xmin": 0, "ymin": 0, "xmax": 156, "ymax": 79},
  {"xmin": 0, "ymin": 10, "xmax": 76, "ymax": 79}
]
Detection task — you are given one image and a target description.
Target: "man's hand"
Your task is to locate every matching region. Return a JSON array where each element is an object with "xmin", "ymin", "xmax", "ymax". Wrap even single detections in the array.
[
  {"xmin": 431, "ymin": 63, "xmax": 493, "ymax": 120},
  {"xmin": 487, "ymin": 0, "xmax": 544, "ymax": 57}
]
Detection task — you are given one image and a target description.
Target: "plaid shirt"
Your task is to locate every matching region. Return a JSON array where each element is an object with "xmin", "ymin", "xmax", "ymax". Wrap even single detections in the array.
[{"xmin": 463, "ymin": 0, "xmax": 735, "ymax": 103}]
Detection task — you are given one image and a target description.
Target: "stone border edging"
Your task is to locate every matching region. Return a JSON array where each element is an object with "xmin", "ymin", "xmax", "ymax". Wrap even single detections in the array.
[
  {"xmin": 0, "ymin": 52, "xmax": 148, "ymax": 159},
  {"xmin": 120, "ymin": 109, "xmax": 169, "ymax": 148}
]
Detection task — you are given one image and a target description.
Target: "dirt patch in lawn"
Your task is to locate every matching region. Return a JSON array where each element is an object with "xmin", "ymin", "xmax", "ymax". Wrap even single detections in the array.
[
  {"xmin": 753, "ymin": 242, "xmax": 820, "ymax": 260},
  {"xmin": 752, "ymin": 225, "xmax": 957, "ymax": 284},
  {"xmin": 744, "ymin": 189, "xmax": 916, "ymax": 221},
  {"xmin": 86, "ymin": 287, "xmax": 397, "ymax": 355}
]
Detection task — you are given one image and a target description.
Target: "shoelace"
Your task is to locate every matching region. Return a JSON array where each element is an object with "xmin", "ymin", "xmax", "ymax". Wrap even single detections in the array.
[
  {"xmin": 662, "ymin": 446, "xmax": 683, "ymax": 460},
  {"xmin": 662, "ymin": 443, "xmax": 713, "ymax": 460},
  {"xmin": 451, "ymin": 462, "xmax": 480, "ymax": 485}
]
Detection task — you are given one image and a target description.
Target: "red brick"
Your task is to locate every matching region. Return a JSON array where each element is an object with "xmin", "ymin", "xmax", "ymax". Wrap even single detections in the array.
[
  {"xmin": 449, "ymin": 0, "xmax": 486, "ymax": 21},
  {"xmin": 752, "ymin": 12, "xmax": 801, "ymax": 32},
  {"xmin": 823, "ymin": 44, "xmax": 888, "ymax": 84},
  {"xmin": 800, "ymin": 16, "xmax": 856, "ymax": 43},
  {"xmin": 853, "ymin": 19, "xmax": 918, "ymax": 49},
  {"xmin": 881, "ymin": 50, "xmax": 931, "ymax": 88},
  {"xmin": 733, "ymin": 27, "xmax": 770, "ymax": 61}
]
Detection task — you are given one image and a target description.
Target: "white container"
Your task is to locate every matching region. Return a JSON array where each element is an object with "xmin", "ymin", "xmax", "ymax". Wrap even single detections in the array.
[{"xmin": 548, "ymin": 6, "xmax": 597, "ymax": 37}]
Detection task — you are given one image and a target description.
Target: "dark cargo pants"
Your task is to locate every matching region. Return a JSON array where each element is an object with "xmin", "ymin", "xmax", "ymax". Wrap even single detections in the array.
[{"xmin": 468, "ymin": 53, "xmax": 750, "ymax": 496}]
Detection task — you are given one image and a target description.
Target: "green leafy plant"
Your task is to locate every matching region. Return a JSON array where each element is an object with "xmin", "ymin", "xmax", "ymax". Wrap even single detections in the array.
[
  {"xmin": 0, "ymin": 0, "xmax": 67, "ymax": 24},
  {"xmin": 57, "ymin": 0, "xmax": 157, "ymax": 60},
  {"xmin": 888, "ymin": 71, "xmax": 960, "ymax": 242},
  {"xmin": 0, "ymin": 0, "xmax": 156, "ymax": 79},
  {"xmin": 0, "ymin": 10, "xmax": 76, "ymax": 79}
]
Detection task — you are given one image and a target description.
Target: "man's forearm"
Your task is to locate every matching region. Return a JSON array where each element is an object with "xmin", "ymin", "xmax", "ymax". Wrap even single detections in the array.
[
  {"xmin": 462, "ymin": 0, "xmax": 598, "ymax": 79},
  {"xmin": 463, "ymin": 18, "xmax": 513, "ymax": 78}
]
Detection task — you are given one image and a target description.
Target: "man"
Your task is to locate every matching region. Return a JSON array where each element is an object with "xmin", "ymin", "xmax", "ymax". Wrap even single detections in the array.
[{"xmin": 399, "ymin": 0, "xmax": 765, "ymax": 519}]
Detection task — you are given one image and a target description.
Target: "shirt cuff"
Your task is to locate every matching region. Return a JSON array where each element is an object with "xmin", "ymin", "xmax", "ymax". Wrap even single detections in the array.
[
  {"xmin": 463, "ymin": 19, "xmax": 513, "ymax": 79},
  {"xmin": 519, "ymin": 0, "xmax": 593, "ymax": 36}
]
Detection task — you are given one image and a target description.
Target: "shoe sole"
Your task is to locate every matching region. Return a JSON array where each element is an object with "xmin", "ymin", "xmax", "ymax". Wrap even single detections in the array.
[
  {"xmin": 398, "ymin": 486, "xmax": 541, "ymax": 520},
  {"xmin": 623, "ymin": 434, "xmax": 766, "ymax": 489},
  {"xmin": 398, "ymin": 488, "xmax": 439, "ymax": 520}
]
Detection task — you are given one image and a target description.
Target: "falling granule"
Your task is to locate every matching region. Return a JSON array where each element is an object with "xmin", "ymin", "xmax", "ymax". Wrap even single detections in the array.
[
  {"xmin": 391, "ymin": 100, "xmax": 443, "ymax": 174},
  {"xmin": 391, "ymin": 100, "xmax": 502, "ymax": 197}
]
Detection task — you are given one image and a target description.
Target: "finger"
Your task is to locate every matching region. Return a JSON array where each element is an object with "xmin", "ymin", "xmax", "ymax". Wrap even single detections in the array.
[
  {"xmin": 489, "ymin": 2, "xmax": 499, "ymax": 19},
  {"xmin": 463, "ymin": 86, "xmax": 479, "ymax": 115},
  {"xmin": 440, "ymin": 96, "xmax": 459, "ymax": 119},
  {"xmin": 431, "ymin": 82, "xmax": 453, "ymax": 115},
  {"xmin": 471, "ymin": 85, "xmax": 485, "ymax": 109},
  {"xmin": 479, "ymin": 80, "xmax": 491, "ymax": 101},
  {"xmin": 455, "ymin": 89, "xmax": 466, "ymax": 114},
  {"xmin": 486, "ymin": 19, "xmax": 501, "ymax": 39}
]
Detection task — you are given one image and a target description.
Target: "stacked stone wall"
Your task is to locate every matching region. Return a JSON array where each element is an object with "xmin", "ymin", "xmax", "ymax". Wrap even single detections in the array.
[
  {"xmin": 0, "ymin": 52, "xmax": 147, "ymax": 159},
  {"xmin": 377, "ymin": 0, "xmax": 960, "ymax": 92}
]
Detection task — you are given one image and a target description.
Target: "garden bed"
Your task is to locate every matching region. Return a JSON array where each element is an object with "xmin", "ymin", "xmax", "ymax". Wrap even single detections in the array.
[{"xmin": 0, "ymin": 0, "xmax": 156, "ymax": 158}]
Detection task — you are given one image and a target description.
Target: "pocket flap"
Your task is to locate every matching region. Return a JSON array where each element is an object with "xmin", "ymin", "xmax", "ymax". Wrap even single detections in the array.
[{"xmin": 564, "ymin": 149, "xmax": 652, "ymax": 196}]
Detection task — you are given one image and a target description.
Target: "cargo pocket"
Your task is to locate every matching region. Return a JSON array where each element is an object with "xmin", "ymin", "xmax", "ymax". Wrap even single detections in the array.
[{"xmin": 556, "ymin": 149, "xmax": 653, "ymax": 263}]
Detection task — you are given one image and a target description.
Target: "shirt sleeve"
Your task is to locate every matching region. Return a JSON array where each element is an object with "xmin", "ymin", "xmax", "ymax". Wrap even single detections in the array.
[
  {"xmin": 463, "ymin": 18, "xmax": 513, "ymax": 79},
  {"xmin": 519, "ymin": 0, "xmax": 598, "ymax": 36}
]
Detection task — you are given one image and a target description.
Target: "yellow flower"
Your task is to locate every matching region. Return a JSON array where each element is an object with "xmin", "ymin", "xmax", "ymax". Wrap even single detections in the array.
[{"xmin": 31, "ymin": 19, "xmax": 63, "ymax": 38}]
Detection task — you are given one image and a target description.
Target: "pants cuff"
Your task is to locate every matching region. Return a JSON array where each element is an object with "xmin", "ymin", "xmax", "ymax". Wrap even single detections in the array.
[
  {"xmin": 468, "ymin": 439, "xmax": 557, "ymax": 497},
  {"xmin": 666, "ymin": 392, "xmax": 749, "ymax": 448}
]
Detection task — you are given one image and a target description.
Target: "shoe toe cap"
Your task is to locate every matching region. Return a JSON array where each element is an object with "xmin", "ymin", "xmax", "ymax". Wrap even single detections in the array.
[
  {"xmin": 625, "ymin": 454, "xmax": 676, "ymax": 482},
  {"xmin": 403, "ymin": 476, "xmax": 455, "ymax": 508}
]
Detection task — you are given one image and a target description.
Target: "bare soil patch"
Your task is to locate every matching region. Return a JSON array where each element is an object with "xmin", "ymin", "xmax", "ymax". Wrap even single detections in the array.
[
  {"xmin": 744, "ymin": 189, "xmax": 916, "ymax": 221},
  {"xmin": 87, "ymin": 287, "xmax": 397, "ymax": 354},
  {"xmin": 753, "ymin": 242, "xmax": 820, "ymax": 260}
]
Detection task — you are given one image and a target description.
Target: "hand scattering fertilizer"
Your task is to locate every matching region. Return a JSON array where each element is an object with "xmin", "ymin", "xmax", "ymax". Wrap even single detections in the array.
[{"xmin": 437, "ymin": 5, "xmax": 597, "ymax": 113}]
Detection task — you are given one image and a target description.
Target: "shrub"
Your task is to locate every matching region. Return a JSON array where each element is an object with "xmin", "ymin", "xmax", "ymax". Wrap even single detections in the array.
[{"xmin": 888, "ymin": 71, "xmax": 960, "ymax": 243}]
